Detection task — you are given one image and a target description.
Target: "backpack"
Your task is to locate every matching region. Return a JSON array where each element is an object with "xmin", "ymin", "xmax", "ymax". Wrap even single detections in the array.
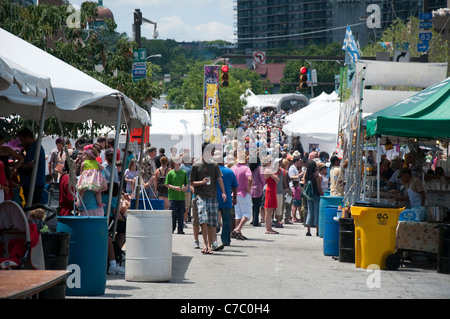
[{"xmin": 302, "ymin": 180, "xmax": 314, "ymax": 201}]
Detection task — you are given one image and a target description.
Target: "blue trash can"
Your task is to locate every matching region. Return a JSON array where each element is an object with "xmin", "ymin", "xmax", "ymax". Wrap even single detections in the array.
[
  {"xmin": 318, "ymin": 196, "xmax": 343, "ymax": 238},
  {"xmin": 323, "ymin": 205, "xmax": 340, "ymax": 256},
  {"xmin": 57, "ymin": 216, "xmax": 108, "ymax": 296}
]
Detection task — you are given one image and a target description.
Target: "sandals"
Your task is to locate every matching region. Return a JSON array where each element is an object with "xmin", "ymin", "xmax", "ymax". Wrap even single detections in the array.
[
  {"xmin": 201, "ymin": 247, "xmax": 214, "ymax": 255},
  {"xmin": 232, "ymin": 230, "xmax": 248, "ymax": 240},
  {"xmin": 265, "ymin": 230, "xmax": 279, "ymax": 234}
]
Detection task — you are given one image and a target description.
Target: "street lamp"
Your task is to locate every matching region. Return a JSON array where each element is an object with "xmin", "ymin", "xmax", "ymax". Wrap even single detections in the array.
[{"xmin": 133, "ymin": 9, "xmax": 158, "ymax": 47}]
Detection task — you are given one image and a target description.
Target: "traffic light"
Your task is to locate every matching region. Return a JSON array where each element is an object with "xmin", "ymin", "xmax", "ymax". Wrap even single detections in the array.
[
  {"xmin": 299, "ymin": 66, "xmax": 308, "ymax": 89},
  {"xmin": 221, "ymin": 65, "xmax": 229, "ymax": 87}
]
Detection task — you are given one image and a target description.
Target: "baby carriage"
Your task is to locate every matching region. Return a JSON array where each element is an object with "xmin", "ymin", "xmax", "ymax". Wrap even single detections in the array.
[{"xmin": 0, "ymin": 200, "xmax": 45, "ymax": 270}]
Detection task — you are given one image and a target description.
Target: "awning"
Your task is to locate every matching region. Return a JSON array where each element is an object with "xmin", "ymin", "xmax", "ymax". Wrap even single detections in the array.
[
  {"xmin": 0, "ymin": 28, "xmax": 150, "ymax": 128},
  {"xmin": 365, "ymin": 76, "xmax": 450, "ymax": 140}
]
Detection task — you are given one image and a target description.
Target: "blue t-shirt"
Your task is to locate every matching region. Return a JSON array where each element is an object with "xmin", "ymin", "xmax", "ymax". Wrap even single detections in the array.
[
  {"xmin": 217, "ymin": 166, "xmax": 238, "ymax": 209},
  {"xmin": 21, "ymin": 142, "xmax": 46, "ymax": 186}
]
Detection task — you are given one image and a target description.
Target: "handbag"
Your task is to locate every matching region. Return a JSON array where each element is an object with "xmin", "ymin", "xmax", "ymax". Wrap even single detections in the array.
[
  {"xmin": 302, "ymin": 180, "xmax": 314, "ymax": 201},
  {"xmin": 54, "ymin": 162, "xmax": 64, "ymax": 174}
]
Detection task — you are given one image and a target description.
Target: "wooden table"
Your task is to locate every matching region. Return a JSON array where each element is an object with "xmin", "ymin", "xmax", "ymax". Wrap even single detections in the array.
[{"xmin": 0, "ymin": 270, "xmax": 70, "ymax": 299}]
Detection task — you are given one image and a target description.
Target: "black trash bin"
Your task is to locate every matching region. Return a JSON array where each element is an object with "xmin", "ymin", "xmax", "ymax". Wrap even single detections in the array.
[
  {"xmin": 39, "ymin": 232, "xmax": 71, "ymax": 299},
  {"xmin": 438, "ymin": 224, "xmax": 450, "ymax": 274},
  {"xmin": 339, "ymin": 218, "xmax": 355, "ymax": 263}
]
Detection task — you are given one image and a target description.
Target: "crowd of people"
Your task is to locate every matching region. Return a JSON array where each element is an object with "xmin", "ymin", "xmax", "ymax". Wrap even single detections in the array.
[{"xmin": 0, "ymin": 114, "xmax": 448, "ymax": 271}]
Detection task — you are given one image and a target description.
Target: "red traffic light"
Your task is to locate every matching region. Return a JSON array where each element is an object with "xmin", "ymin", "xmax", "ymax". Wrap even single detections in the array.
[
  {"xmin": 299, "ymin": 66, "xmax": 309, "ymax": 89},
  {"xmin": 221, "ymin": 64, "xmax": 229, "ymax": 87}
]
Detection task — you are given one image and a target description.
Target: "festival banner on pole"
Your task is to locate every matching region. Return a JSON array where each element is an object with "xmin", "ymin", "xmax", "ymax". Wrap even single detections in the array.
[{"xmin": 203, "ymin": 65, "xmax": 221, "ymax": 144}]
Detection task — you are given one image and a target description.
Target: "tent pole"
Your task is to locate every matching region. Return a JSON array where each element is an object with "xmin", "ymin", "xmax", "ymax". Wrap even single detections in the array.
[
  {"xmin": 112, "ymin": 119, "xmax": 130, "ymax": 241},
  {"xmin": 134, "ymin": 124, "xmax": 145, "ymax": 209},
  {"xmin": 376, "ymin": 136, "xmax": 381, "ymax": 202},
  {"xmin": 354, "ymin": 110, "xmax": 363, "ymax": 204},
  {"xmin": 26, "ymin": 96, "xmax": 48, "ymax": 211},
  {"xmin": 362, "ymin": 135, "xmax": 368, "ymax": 201},
  {"xmin": 106, "ymin": 98, "xmax": 123, "ymax": 225}
]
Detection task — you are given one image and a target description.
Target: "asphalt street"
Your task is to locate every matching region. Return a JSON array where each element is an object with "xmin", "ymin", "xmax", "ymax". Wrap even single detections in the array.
[{"xmin": 68, "ymin": 219, "xmax": 450, "ymax": 301}]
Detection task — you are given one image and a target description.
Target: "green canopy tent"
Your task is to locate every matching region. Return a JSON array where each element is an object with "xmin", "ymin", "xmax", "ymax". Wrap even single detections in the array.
[
  {"xmin": 365, "ymin": 76, "xmax": 450, "ymax": 140},
  {"xmin": 362, "ymin": 76, "xmax": 450, "ymax": 201}
]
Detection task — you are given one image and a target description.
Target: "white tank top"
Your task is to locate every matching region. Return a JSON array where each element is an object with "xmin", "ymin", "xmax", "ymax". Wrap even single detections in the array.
[{"xmin": 320, "ymin": 174, "xmax": 329, "ymax": 192}]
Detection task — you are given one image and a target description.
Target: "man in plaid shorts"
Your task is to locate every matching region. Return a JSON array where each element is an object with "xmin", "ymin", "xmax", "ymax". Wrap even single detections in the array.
[{"xmin": 190, "ymin": 142, "xmax": 227, "ymax": 254}]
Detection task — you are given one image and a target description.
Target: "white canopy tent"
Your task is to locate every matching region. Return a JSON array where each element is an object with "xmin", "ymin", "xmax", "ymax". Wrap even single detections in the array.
[
  {"xmin": 241, "ymin": 89, "xmax": 277, "ymax": 112},
  {"xmin": 150, "ymin": 108, "xmax": 204, "ymax": 159},
  {"xmin": 283, "ymin": 91, "xmax": 340, "ymax": 155},
  {"xmin": 0, "ymin": 28, "xmax": 150, "ymax": 128},
  {"xmin": 0, "ymin": 28, "xmax": 150, "ymax": 219}
]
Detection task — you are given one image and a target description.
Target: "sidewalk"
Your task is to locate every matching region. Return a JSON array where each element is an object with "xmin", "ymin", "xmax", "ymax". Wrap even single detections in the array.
[{"xmin": 70, "ymin": 220, "xmax": 450, "ymax": 299}]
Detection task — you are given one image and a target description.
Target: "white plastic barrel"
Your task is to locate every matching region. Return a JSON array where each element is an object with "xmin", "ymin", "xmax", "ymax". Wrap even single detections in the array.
[{"xmin": 125, "ymin": 210, "xmax": 172, "ymax": 282}]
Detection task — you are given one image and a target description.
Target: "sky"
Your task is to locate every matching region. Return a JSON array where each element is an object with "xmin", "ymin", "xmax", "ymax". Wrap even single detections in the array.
[{"xmin": 69, "ymin": 0, "xmax": 235, "ymax": 42}]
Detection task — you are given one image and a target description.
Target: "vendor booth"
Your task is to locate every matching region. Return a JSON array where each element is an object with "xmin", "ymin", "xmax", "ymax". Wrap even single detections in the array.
[
  {"xmin": 355, "ymin": 76, "xmax": 450, "ymax": 272},
  {"xmin": 331, "ymin": 57, "xmax": 450, "ymax": 272}
]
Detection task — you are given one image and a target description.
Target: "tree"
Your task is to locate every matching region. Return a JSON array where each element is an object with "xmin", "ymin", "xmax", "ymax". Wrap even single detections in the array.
[{"xmin": 0, "ymin": 0, "xmax": 160, "ymax": 138}]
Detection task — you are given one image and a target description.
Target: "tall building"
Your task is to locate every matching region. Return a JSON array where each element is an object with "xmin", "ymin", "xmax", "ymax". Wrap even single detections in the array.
[{"xmin": 235, "ymin": 0, "xmax": 448, "ymax": 51}]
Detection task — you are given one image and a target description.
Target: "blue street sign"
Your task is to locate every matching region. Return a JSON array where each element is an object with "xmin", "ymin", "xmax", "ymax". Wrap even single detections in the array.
[
  {"xmin": 132, "ymin": 61, "xmax": 146, "ymax": 82},
  {"xmin": 419, "ymin": 21, "xmax": 433, "ymax": 28},
  {"xmin": 132, "ymin": 69, "xmax": 146, "ymax": 76},
  {"xmin": 417, "ymin": 42, "xmax": 429, "ymax": 52},
  {"xmin": 419, "ymin": 12, "xmax": 433, "ymax": 20},
  {"xmin": 419, "ymin": 31, "xmax": 432, "ymax": 43}
]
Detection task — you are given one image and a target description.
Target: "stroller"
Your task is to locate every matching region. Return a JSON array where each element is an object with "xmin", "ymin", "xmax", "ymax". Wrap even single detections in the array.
[{"xmin": 0, "ymin": 200, "xmax": 45, "ymax": 270}]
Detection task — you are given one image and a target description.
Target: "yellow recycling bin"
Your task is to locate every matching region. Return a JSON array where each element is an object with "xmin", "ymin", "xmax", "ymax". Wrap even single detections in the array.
[{"xmin": 351, "ymin": 201, "xmax": 404, "ymax": 270}]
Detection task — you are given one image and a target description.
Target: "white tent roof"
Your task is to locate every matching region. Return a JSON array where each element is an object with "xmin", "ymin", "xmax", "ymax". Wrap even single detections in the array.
[
  {"xmin": 151, "ymin": 108, "xmax": 203, "ymax": 135},
  {"xmin": 283, "ymin": 92, "xmax": 340, "ymax": 155},
  {"xmin": 0, "ymin": 28, "xmax": 150, "ymax": 128},
  {"xmin": 150, "ymin": 108, "xmax": 204, "ymax": 158},
  {"xmin": 0, "ymin": 54, "xmax": 51, "ymax": 98},
  {"xmin": 241, "ymin": 89, "xmax": 277, "ymax": 111}
]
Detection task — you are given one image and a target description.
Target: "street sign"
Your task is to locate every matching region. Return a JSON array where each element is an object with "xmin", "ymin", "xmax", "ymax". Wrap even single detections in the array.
[
  {"xmin": 394, "ymin": 51, "xmax": 410, "ymax": 62},
  {"xmin": 417, "ymin": 42, "xmax": 429, "ymax": 52},
  {"xmin": 419, "ymin": 31, "xmax": 432, "ymax": 43},
  {"xmin": 252, "ymin": 51, "xmax": 266, "ymax": 64},
  {"xmin": 311, "ymin": 69, "xmax": 317, "ymax": 86},
  {"xmin": 419, "ymin": 12, "xmax": 433, "ymax": 20},
  {"xmin": 133, "ymin": 48, "xmax": 146, "ymax": 62},
  {"xmin": 132, "ymin": 61, "xmax": 146, "ymax": 82},
  {"xmin": 419, "ymin": 21, "xmax": 433, "ymax": 29}
]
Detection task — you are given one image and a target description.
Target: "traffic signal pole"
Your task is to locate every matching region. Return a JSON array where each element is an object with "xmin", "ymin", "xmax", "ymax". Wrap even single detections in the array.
[{"xmin": 133, "ymin": 9, "xmax": 142, "ymax": 47}]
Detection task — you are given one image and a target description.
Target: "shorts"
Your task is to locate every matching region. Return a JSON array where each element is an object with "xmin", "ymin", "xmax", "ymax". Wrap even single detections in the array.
[
  {"xmin": 191, "ymin": 197, "xmax": 199, "ymax": 226},
  {"xmin": 234, "ymin": 194, "xmax": 253, "ymax": 220},
  {"xmin": 293, "ymin": 199, "xmax": 302, "ymax": 207},
  {"xmin": 196, "ymin": 196, "xmax": 219, "ymax": 228}
]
